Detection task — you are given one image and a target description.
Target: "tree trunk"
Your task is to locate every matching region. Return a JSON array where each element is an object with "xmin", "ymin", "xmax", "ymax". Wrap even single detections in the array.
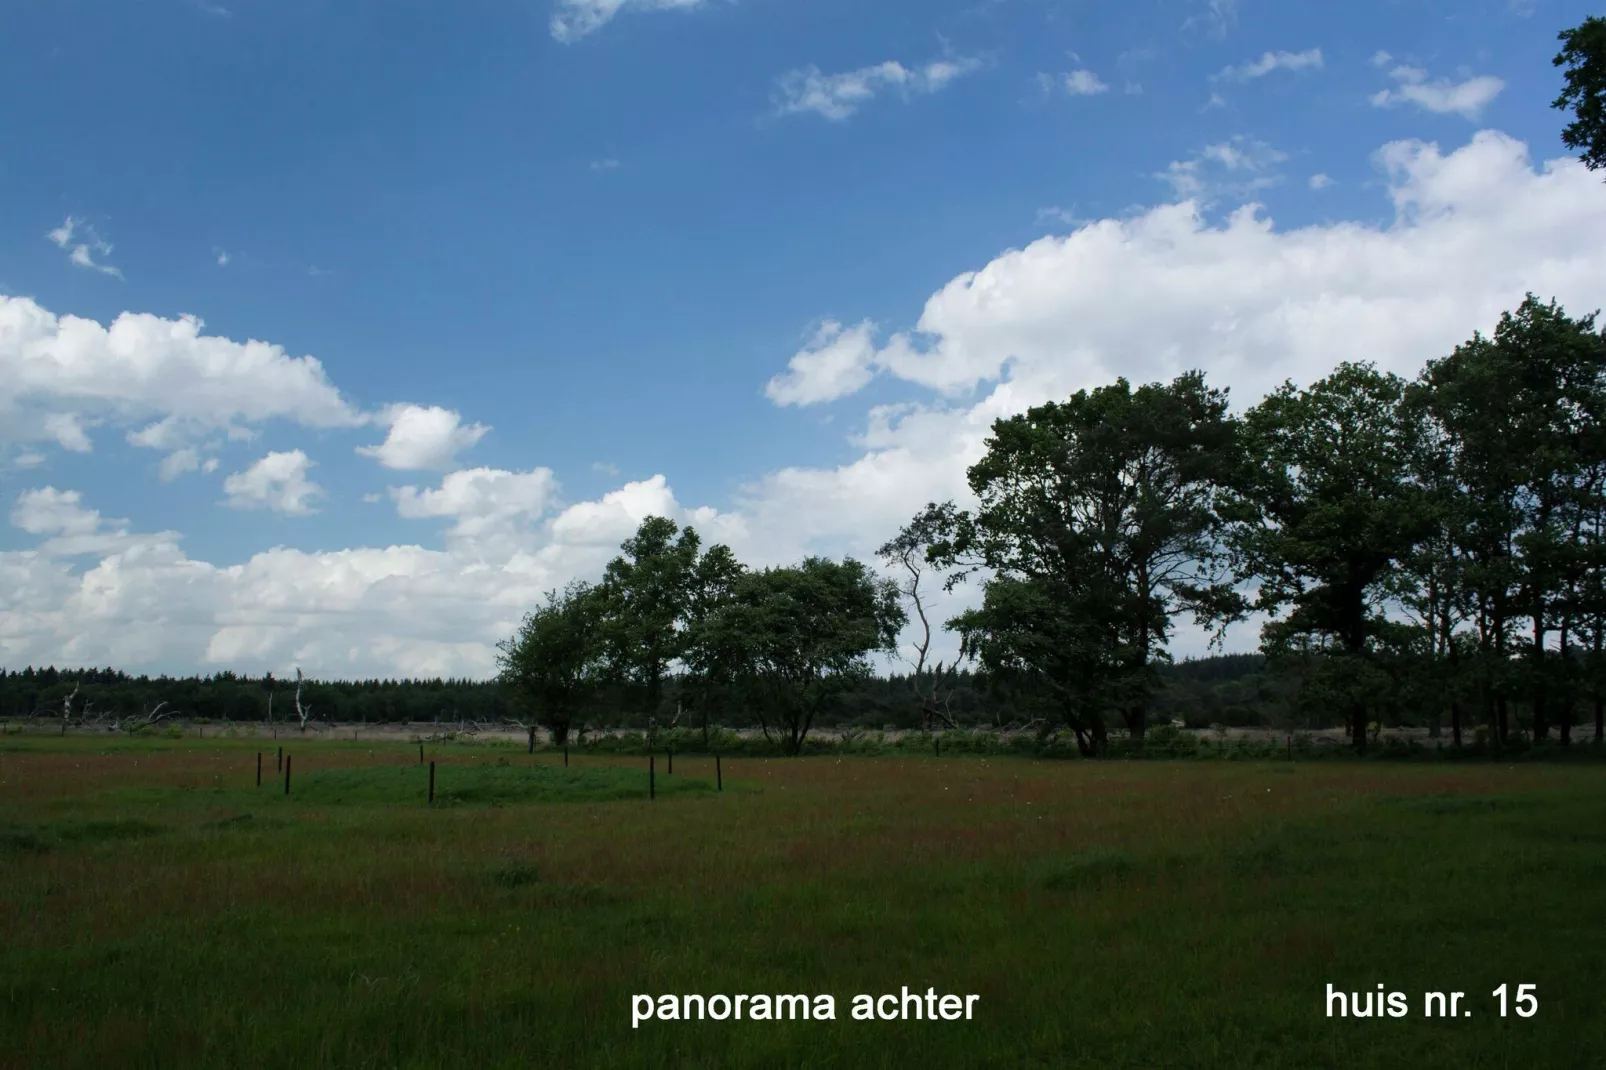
[
  {"xmin": 1558, "ymin": 618, "xmax": 1573, "ymax": 747},
  {"xmin": 1531, "ymin": 610, "xmax": 1549, "ymax": 740}
]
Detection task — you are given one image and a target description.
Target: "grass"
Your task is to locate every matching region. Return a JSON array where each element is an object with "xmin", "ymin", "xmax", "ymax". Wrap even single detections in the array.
[{"xmin": 1, "ymin": 736, "xmax": 1603, "ymax": 1068}]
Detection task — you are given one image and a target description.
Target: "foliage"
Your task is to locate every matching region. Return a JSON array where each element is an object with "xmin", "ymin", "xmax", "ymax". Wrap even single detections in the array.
[
  {"xmin": 1555, "ymin": 16, "xmax": 1606, "ymax": 173},
  {"xmin": 496, "ymin": 581, "xmax": 607, "ymax": 745},
  {"xmin": 699, "ymin": 556, "xmax": 905, "ymax": 754},
  {"xmin": 927, "ymin": 373, "xmax": 1243, "ymax": 753}
]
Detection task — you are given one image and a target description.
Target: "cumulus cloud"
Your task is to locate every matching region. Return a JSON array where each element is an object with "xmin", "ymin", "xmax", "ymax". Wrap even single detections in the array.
[
  {"xmin": 391, "ymin": 467, "xmax": 558, "ymax": 550},
  {"xmin": 222, "ymin": 450, "xmax": 323, "ymax": 515},
  {"xmin": 1371, "ymin": 65, "xmax": 1504, "ymax": 119},
  {"xmin": 356, "ymin": 404, "xmax": 489, "ymax": 471},
  {"xmin": 773, "ymin": 56, "xmax": 982, "ymax": 121},
  {"xmin": 46, "ymin": 217, "xmax": 123, "ymax": 278},
  {"xmin": 550, "ymin": 0, "xmax": 709, "ymax": 42},
  {"xmin": 8, "ymin": 487, "xmax": 177, "ymax": 558},
  {"xmin": 12, "ymin": 487, "xmax": 103, "ymax": 538},
  {"xmin": 43, "ymin": 413, "xmax": 93, "ymax": 453},
  {"xmin": 0, "ymin": 296, "xmax": 366, "ymax": 457},
  {"xmin": 1217, "ymin": 48, "xmax": 1322, "ymax": 82},
  {"xmin": 765, "ymin": 320, "xmax": 882, "ymax": 406},
  {"xmin": 1309, "ymin": 173, "xmax": 1334, "ymax": 190},
  {"xmin": 549, "ymin": 475, "xmax": 680, "ymax": 545},
  {"xmin": 0, "ymin": 474, "xmax": 741, "ymax": 678}
]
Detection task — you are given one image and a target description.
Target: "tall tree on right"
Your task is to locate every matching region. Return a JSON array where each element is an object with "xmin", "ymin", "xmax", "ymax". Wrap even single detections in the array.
[
  {"xmin": 1418, "ymin": 297, "xmax": 1606, "ymax": 745},
  {"xmin": 1555, "ymin": 16, "xmax": 1606, "ymax": 174},
  {"xmin": 1226, "ymin": 362, "xmax": 1428, "ymax": 751}
]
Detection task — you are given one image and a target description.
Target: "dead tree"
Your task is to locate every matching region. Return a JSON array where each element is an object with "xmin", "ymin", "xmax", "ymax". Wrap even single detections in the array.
[
  {"xmin": 878, "ymin": 513, "xmax": 965, "ymax": 732},
  {"xmin": 120, "ymin": 701, "xmax": 172, "ymax": 734},
  {"xmin": 61, "ymin": 683, "xmax": 79, "ymax": 736},
  {"xmin": 294, "ymin": 668, "xmax": 313, "ymax": 733}
]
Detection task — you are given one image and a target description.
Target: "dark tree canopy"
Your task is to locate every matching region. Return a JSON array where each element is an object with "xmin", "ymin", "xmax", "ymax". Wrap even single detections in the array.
[{"xmin": 1554, "ymin": 16, "xmax": 1606, "ymax": 173}]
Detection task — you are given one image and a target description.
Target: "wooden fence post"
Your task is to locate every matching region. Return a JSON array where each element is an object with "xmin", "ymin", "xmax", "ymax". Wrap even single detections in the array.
[
  {"xmin": 649, "ymin": 752, "xmax": 655, "ymax": 801},
  {"xmin": 276, "ymin": 746, "xmax": 282, "ymax": 773},
  {"xmin": 284, "ymin": 754, "xmax": 292, "ymax": 795},
  {"xmin": 419, "ymin": 743, "xmax": 424, "ymax": 765},
  {"xmin": 256, "ymin": 752, "xmax": 262, "ymax": 788},
  {"xmin": 527, "ymin": 726, "xmax": 535, "ymax": 755},
  {"xmin": 668, "ymin": 748, "xmax": 673, "ymax": 775},
  {"xmin": 716, "ymin": 753, "xmax": 722, "ymax": 792},
  {"xmin": 429, "ymin": 760, "xmax": 436, "ymax": 805},
  {"xmin": 564, "ymin": 746, "xmax": 569, "ymax": 768}
]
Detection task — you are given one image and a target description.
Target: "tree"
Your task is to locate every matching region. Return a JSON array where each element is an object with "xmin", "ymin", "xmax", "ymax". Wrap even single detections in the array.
[
  {"xmin": 948, "ymin": 569, "xmax": 1122, "ymax": 755},
  {"xmin": 878, "ymin": 507, "xmax": 965, "ymax": 732},
  {"xmin": 926, "ymin": 372, "xmax": 1243, "ymax": 749},
  {"xmin": 679, "ymin": 542, "xmax": 747, "ymax": 747},
  {"xmin": 1554, "ymin": 16, "xmax": 1606, "ymax": 174},
  {"xmin": 1417, "ymin": 297, "xmax": 1606, "ymax": 745},
  {"xmin": 598, "ymin": 517, "xmax": 704, "ymax": 737},
  {"xmin": 707, "ymin": 557, "xmax": 905, "ymax": 755},
  {"xmin": 1227, "ymin": 362, "xmax": 1428, "ymax": 750},
  {"xmin": 496, "ymin": 581, "xmax": 607, "ymax": 746}
]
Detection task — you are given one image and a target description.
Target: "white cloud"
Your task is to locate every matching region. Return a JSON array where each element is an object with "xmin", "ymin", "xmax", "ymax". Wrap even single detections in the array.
[
  {"xmin": 0, "ymin": 296, "xmax": 366, "ymax": 458},
  {"xmin": 549, "ymin": 474, "xmax": 680, "ymax": 545},
  {"xmin": 216, "ymin": 250, "xmax": 231, "ymax": 267},
  {"xmin": 0, "ymin": 472, "xmax": 745, "ymax": 678},
  {"xmin": 158, "ymin": 448, "xmax": 201, "ymax": 482},
  {"xmin": 590, "ymin": 158, "xmax": 621, "ymax": 171},
  {"xmin": 155, "ymin": 448, "xmax": 218, "ymax": 481},
  {"xmin": 1061, "ymin": 69, "xmax": 1109, "ymax": 95},
  {"xmin": 7, "ymin": 487, "xmax": 176, "ymax": 558},
  {"xmin": 761, "ymin": 130, "xmax": 1606, "ymax": 413},
  {"xmin": 222, "ymin": 450, "xmax": 323, "ymax": 515},
  {"xmin": 765, "ymin": 320, "xmax": 882, "ymax": 406},
  {"xmin": 43, "ymin": 413, "xmax": 93, "ymax": 453},
  {"xmin": 773, "ymin": 56, "xmax": 982, "ymax": 121},
  {"xmin": 1370, "ymin": 65, "xmax": 1504, "ymax": 119},
  {"xmin": 1217, "ymin": 48, "xmax": 1322, "ymax": 82},
  {"xmin": 12, "ymin": 487, "xmax": 103, "ymax": 537},
  {"xmin": 356, "ymin": 404, "xmax": 489, "ymax": 471},
  {"xmin": 550, "ymin": 0, "xmax": 709, "ymax": 42},
  {"xmin": 391, "ymin": 466, "xmax": 558, "ymax": 549},
  {"xmin": 1371, "ymin": 51, "xmax": 1393, "ymax": 68},
  {"xmin": 1309, "ymin": 173, "xmax": 1334, "ymax": 190},
  {"xmin": 46, "ymin": 217, "xmax": 123, "ymax": 278},
  {"xmin": 1158, "ymin": 136, "xmax": 1289, "ymax": 204}
]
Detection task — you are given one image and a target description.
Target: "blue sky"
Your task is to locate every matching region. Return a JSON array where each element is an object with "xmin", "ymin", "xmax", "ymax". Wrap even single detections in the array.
[{"xmin": 3, "ymin": 0, "xmax": 1606, "ymax": 678}]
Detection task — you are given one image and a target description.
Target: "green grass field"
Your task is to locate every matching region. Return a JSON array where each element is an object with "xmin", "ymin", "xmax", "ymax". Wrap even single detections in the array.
[{"xmin": 2, "ymin": 735, "xmax": 1603, "ymax": 1068}]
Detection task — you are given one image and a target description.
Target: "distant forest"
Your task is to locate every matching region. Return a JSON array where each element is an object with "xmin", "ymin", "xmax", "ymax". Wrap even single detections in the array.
[{"xmin": 2, "ymin": 654, "xmax": 1305, "ymax": 735}]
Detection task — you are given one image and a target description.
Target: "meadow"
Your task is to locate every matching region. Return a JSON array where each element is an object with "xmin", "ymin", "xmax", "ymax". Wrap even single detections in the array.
[{"xmin": 1, "ymin": 734, "xmax": 1603, "ymax": 1068}]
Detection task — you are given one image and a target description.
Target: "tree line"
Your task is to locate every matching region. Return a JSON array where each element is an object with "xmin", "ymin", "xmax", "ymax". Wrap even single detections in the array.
[{"xmin": 898, "ymin": 295, "xmax": 1606, "ymax": 755}]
